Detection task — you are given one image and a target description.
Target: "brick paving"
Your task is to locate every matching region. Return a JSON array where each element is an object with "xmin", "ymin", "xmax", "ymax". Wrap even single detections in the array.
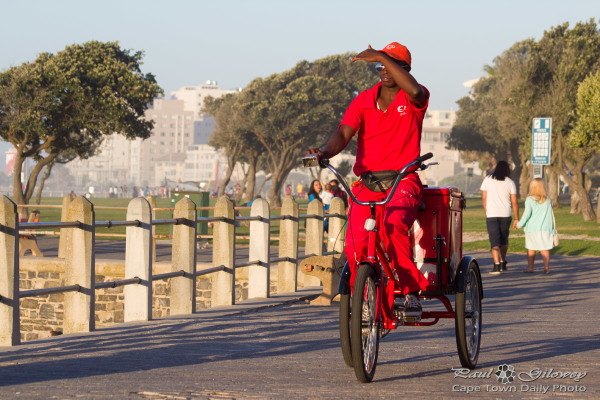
[{"xmin": 1, "ymin": 251, "xmax": 599, "ymax": 399}]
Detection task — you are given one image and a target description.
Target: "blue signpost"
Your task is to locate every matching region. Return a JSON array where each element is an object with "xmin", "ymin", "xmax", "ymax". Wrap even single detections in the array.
[
  {"xmin": 532, "ymin": 118, "xmax": 552, "ymax": 179},
  {"xmin": 532, "ymin": 118, "xmax": 552, "ymax": 165}
]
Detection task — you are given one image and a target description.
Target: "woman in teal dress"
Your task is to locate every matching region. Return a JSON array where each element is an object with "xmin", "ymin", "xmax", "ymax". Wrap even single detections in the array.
[{"xmin": 516, "ymin": 178, "xmax": 556, "ymax": 273}]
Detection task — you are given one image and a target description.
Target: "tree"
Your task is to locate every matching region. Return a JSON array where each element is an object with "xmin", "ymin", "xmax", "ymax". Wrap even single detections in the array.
[
  {"xmin": 204, "ymin": 53, "xmax": 378, "ymax": 206},
  {"xmin": 448, "ymin": 20, "xmax": 600, "ymax": 221},
  {"xmin": 532, "ymin": 20, "xmax": 600, "ymax": 220},
  {"xmin": 0, "ymin": 41, "xmax": 162, "ymax": 207},
  {"xmin": 205, "ymin": 93, "xmax": 245, "ymax": 196},
  {"xmin": 248, "ymin": 54, "xmax": 378, "ymax": 206},
  {"xmin": 447, "ymin": 39, "xmax": 537, "ymax": 198},
  {"xmin": 569, "ymin": 70, "xmax": 600, "ymax": 221}
]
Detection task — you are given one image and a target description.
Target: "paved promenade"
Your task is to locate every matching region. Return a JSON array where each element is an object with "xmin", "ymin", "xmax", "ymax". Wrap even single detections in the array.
[{"xmin": 1, "ymin": 251, "xmax": 599, "ymax": 399}]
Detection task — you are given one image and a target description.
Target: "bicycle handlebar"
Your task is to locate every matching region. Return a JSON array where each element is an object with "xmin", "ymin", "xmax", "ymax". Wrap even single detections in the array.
[{"xmin": 302, "ymin": 152, "xmax": 434, "ymax": 207}]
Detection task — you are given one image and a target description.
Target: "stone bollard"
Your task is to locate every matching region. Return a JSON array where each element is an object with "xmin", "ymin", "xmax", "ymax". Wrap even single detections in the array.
[
  {"xmin": 171, "ymin": 197, "xmax": 196, "ymax": 315},
  {"xmin": 124, "ymin": 197, "xmax": 153, "ymax": 322},
  {"xmin": 303, "ymin": 198, "xmax": 324, "ymax": 287},
  {"xmin": 299, "ymin": 197, "xmax": 347, "ymax": 305},
  {"xmin": 248, "ymin": 198, "xmax": 270, "ymax": 299},
  {"xmin": 146, "ymin": 195, "xmax": 157, "ymax": 263},
  {"xmin": 327, "ymin": 197, "xmax": 346, "ymax": 254},
  {"xmin": 64, "ymin": 196, "xmax": 95, "ymax": 334},
  {"xmin": 58, "ymin": 195, "xmax": 71, "ymax": 259},
  {"xmin": 0, "ymin": 195, "xmax": 20, "ymax": 345},
  {"xmin": 278, "ymin": 196, "xmax": 298, "ymax": 293},
  {"xmin": 212, "ymin": 196, "xmax": 234, "ymax": 306}
]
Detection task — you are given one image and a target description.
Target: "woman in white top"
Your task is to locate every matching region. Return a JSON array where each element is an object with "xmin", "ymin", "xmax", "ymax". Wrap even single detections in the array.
[{"xmin": 480, "ymin": 161, "xmax": 519, "ymax": 275}]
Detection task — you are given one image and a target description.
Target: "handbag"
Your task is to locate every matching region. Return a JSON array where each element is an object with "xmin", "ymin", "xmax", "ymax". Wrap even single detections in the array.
[{"xmin": 552, "ymin": 209, "xmax": 559, "ymax": 246}]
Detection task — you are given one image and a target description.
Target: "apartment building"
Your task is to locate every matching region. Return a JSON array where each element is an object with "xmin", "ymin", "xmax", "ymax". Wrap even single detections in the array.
[
  {"xmin": 132, "ymin": 99, "xmax": 196, "ymax": 185},
  {"xmin": 171, "ymin": 82, "xmax": 239, "ymax": 144},
  {"xmin": 64, "ymin": 134, "xmax": 132, "ymax": 187},
  {"xmin": 170, "ymin": 81, "xmax": 238, "ymax": 119},
  {"xmin": 420, "ymin": 110, "xmax": 460, "ymax": 186}
]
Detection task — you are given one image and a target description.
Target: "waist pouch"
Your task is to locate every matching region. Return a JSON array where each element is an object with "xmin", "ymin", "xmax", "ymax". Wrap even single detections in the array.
[{"xmin": 361, "ymin": 170, "xmax": 400, "ymax": 192}]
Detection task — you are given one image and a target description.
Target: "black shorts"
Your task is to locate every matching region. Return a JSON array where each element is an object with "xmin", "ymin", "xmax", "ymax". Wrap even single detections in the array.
[{"xmin": 486, "ymin": 217, "xmax": 512, "ymax": 248}]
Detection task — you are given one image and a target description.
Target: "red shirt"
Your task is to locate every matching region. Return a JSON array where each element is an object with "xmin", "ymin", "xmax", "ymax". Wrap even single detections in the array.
[{"xmin": 340, "ymin": 82, "xmax": 429, "ymax": 176}]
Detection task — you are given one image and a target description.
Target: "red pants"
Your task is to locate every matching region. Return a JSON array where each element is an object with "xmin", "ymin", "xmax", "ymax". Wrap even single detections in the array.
[{"xmin": 344, "ymin": 173, "xmax": 429, "ymax": 294}]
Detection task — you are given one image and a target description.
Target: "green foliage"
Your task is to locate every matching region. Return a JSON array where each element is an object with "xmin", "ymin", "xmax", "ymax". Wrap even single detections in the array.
[
  {"xmin": 569, "ymin": 70, "xmax": 600, "ymax": 155},
  {"xmin": 0, "ymin": 41, "xmax": 163, "ymax": 204}
]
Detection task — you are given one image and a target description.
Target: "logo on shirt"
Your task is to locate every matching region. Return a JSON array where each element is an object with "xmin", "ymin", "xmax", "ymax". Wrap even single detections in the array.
[{"xmin": 397, "ymin": 105, "xmax": 407, "ymax": 116}]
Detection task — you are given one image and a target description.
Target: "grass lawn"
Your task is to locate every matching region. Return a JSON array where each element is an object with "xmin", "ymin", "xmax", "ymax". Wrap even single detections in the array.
[{"xmin": 20, "ymin": 195, "xmax": 600, "ymax": 256}]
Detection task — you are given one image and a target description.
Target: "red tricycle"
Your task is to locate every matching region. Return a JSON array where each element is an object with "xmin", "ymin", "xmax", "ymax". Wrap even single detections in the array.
[{"xmin": 303, "ymin": 152, "xmax": 483, "ymax": 383}]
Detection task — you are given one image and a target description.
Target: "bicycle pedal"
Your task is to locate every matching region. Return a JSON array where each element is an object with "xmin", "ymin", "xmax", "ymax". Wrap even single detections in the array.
[
  {"xmin": 393, "ymin": 302, "xmax": 404, "ymax": 317},
  {"xmin": 403, "ymin": 314, "xmax": 422, "ymax": 323}
]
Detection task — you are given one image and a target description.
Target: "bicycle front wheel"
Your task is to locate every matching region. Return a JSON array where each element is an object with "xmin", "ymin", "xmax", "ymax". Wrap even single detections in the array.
[
  {"xmin": 351, "ymin": 263, "xmax": 380, "ymax": 383},
  {"xmin": 339, "ymin": 293, "xmax": 353, "ymax": 367}
]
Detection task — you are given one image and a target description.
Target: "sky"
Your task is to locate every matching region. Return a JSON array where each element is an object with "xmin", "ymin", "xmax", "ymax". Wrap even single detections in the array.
[{"xmin": 0, "ymin": 0, "xmax": 598, "ymax": 165}]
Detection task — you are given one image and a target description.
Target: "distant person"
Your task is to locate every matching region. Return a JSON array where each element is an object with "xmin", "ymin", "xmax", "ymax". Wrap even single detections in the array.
[
  {"xmin": 329, "ymin": 179, "xmax": 348, "ymax": 208},
  {"xmin": 308, "ymin": 180, "xmax": 324, "ymax": 204},
  {"xmin": 321, "ymin": 183, "xmax": 334, "ymax": 207},
  {"xmin": 516, "ymin": 178, "xmax": 556, "ymax": 274},
  {"xmin": 308, "ymin": 179, "xmax": 329, "ymax": 231},
  {"xmin": 485, "ymin": 163, "xmax": 494, "ymax": 177},
  {"xmin": 296, "ymin": 182, "xmax": 304, "ymax": 198},
  {"xmin": 480, "ymin": 160, "xmax": 519, "ymax": 275},
  {"xmin": 285, "ymin": 184, "xmax": 292, "ymax": 197}
]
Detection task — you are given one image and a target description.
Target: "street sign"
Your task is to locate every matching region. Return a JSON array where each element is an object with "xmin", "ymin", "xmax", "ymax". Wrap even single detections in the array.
[
  {"xmin": 532, "ymin": 164, "xmax": 543, "ymax": 179},
  {"xmin": 531, "ymin": 118, "xmax": 551, "ymax": 165}
]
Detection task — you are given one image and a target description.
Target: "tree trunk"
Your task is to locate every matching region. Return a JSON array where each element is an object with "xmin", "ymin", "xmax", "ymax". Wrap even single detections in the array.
[
  {"xmin": 509, "ymin": 141, "xmax": 522, "ymax": 198},
  {"xmin": 571, "ymin": 184, "xmax": 596, "ymax": 221},
  {"xmin": 567, "ymin": 169, "xmax": 593, "ymax": 218},
  {"xmin": 596, "ymin": 196, "xmax": 600, "ymax": 224},
  {"xmin": 570, "ymin": 189, "xmax": 581, "ymax": 214},
  {"xmin": 218, "ymin": 156, "xmax": 236, "ymax": 196},
  {"xmin": 34, "ymin": 163, "xmax": 54, "ymax": 205},
  {"xmin": 267, "ymin": 164, "xmax": 296, "ymax": 207},
  {"xmin": 546, "ymin": 167, "xmax": 560, "ymax": 208},
  {"xmin": 12, "ymin": 152, "xmax": 27, "ymax": 205},
  {"xmin": 519, "ymin": 163, "xmax": 530, "ymax": 200},
  {"xmin": 243, "ymin": 160, "xmax": 257, "ymax": 204},
  {"xmin": 254, "ymin": 174, "xmax": 270, "ymax": 199}
]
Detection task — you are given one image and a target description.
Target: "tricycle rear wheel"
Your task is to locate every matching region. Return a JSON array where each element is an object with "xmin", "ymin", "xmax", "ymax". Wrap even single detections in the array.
[{"xmin": 455, "ymin": 260, "xmax": 482, "ymax": 369}]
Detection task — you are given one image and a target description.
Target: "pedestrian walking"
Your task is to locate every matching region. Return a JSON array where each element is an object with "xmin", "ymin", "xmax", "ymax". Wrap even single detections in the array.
[
  {"xmin": 516, "ymin": 178, "xmax": 556, "ymax": 274},
  {"xmin": 480, "ymin": 160, "xmax": 519, "ymax": 274}
]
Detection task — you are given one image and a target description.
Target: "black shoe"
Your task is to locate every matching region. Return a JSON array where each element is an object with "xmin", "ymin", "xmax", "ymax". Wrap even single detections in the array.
[
  {"xmin": 490, "ymin": 263, "xmax": 501, "ymax": 275},
  {"xmin": 500, "ymin": 261, "xmax": 507, "ymax": 272}
]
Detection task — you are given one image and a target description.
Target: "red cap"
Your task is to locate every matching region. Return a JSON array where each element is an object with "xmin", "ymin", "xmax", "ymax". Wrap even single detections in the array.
[{"xmin": 378, "ymin": 42, "xmax": 411, "ymax": 67}]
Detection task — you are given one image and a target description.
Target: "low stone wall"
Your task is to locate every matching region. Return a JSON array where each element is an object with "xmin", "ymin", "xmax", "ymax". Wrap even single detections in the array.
[{"xmin": 18, "ymin": 257, "xmax": 276, "ymax": 342}]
